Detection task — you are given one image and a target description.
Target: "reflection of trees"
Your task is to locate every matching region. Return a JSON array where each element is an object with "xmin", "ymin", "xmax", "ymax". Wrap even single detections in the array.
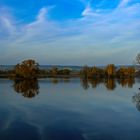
[
  {"xmin": 80, "ymin": 78, "xmax": 89, "ymax": 90},
  {"xmin": 62, "ymin": 77, "xmax": 70, "ymax": 83},
  {"xmin": 88, "ymin": 78, "xmax": 104, "ymax": 89},
  {"xmin": 117, "ymin": 78, "xmax": 135, "ymax": 88},
  {"xmin": 81, "ymin": 78, "xmax": 110, "ymax": 90},
  {"xmin": 81, "ymin": 78, "xmax": 116, "ymax": 90},
  {"xmin": 51, "ymin": 78, "xmax": 59, "ymax": 84},
  {"xmin": 127, "ymin": 78, "xmax": 135, "ymax": 88},
  {"xmin": 80, "ymin": 78, "xmax": 135, "ymax": 90},
  {"xmin": 105, "ymin": 79, "xmax": 116, "ymax": 90},
  {"xmin": 132, "ymin": 93, "xmax": 140, "ymax": 111},
  {"xmin": 13, "ymin": 79, "xmax": 39, "ymax": 98},
  {"xmin": 50, "ymin": 78, "xmax": 70, "ymax": 84}
]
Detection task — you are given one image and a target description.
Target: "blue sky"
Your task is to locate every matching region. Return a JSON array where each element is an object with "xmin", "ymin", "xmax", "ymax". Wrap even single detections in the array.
[{"xmin": 0, "ymin": 0, "xmax": 140, "ymax": 65}]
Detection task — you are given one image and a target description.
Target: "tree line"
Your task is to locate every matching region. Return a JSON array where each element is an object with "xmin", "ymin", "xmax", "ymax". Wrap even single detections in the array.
[
  {"xmin": 0, "ymin": 52, "xmax": 140, "ymax": 79},
  {"xmin": 80, "ymin": 64, "xmax": 135, "ymax": 79}
]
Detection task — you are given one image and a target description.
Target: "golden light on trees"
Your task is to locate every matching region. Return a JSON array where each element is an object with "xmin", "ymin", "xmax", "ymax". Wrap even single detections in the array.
[
  {"xmin": 14, "ymin": 59, "xmax": 39, "ymax": 79},
  {"xmin": 117, "ymin": 67, "xmax": 135, "ymax": 78},
  {"xmin": 106, "ymin": 64, "xmax": 116, "ymax": 77}
]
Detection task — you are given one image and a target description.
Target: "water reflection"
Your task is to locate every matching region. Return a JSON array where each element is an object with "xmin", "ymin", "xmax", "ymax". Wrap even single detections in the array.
[
  {"xmin": 132, "ymin": 92, "xmax": 140, "ymax": 111},
  {"xmin": 105, "ymin": 79, "xmax": 116, "ymax": 90},
  {"xmin": 12, "ymin": 78, "xmax": 135, "ymax": 98},
  {"xmin": 80, "ymin": 78, "xmax": 89, "ymax": 90},
  {"xmin": 13, "ymin": 79, "xmax": 39, "ymax": 98},
  {"xmin": 51, "ymin": 78, "xmax": 70, "ymax": 84},
  {"xmin": 81, "ymin": 78, "xmax": 135, "ymax": 90},
  {"xmin": 117, "ymin": 78, "xmax": 135, "ymax": 88},
  {"xmin": 0, "ymin": 121, "xmax": 41, "ymax": 140},
  {"xmin": 1, "ymin": 78, "xmax": 140, "ymax": 140}
]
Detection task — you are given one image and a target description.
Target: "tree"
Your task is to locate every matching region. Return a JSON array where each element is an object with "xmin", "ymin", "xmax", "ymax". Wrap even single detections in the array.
[
  {"xmin": 80, "ymin": 65, "xmax": 90, "ymax": 78},
  {"xmin": 50, "ymin": 67, "xmax": 58, "ymax": 76},
  {"xmin": 135, "ymin": 53, "xmax": 140, "ymax": 65},
  {"xmin": 127, "ymin": 67, "xmax": 135, "ymax": 77},
  {"xmin": 58, "ymin": 69, "xmax": 71, "ymax": 75},
  {"xmin": 91, "ymin": 66, "xmax": 98, "ymax": 77},
  {"xmin": 117, "ymin": 67, "xmax": 135, "ymax": 78},
  {"xmin": 106, "ymin": 64, "xmax": 116, "ymax": 78},
  {"xmin": 14, "ymin": 59, "xmax": 39, "ymax": 79}
]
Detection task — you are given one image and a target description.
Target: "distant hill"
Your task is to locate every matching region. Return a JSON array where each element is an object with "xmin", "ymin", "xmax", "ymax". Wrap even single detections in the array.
[{"xmin": 0, "ymin": 64, "xmax": 139, "ymax": 71}]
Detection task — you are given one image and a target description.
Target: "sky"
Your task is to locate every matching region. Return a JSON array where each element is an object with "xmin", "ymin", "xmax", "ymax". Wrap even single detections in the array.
[{"xmin": 0, "ymin": 0, "xmax": 140, "ymax": 65}]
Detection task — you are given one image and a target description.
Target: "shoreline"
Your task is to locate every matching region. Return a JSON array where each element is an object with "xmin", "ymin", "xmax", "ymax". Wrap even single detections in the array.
[
  {"xmin": 0, "ymin": 63, "xmax": 138, "ymax": 79},
  {"xmin": 0, "ymin": 74, "xmax": 138, "ymax": 79}
]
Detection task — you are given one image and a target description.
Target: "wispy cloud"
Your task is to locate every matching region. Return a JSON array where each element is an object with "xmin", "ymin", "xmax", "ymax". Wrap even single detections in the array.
[
  {"xmin": 118, "ymin": 0, "xmax": 130, "ymax": 8},
  {"xmin": 81, "ymin": 3, "xmax": 101, "ymax": 17},
  {"xmin": 0, "ymin": 7, "xmax": 16, "ymax": 37},
  {"xmin": 0, "ymin": 0, "xmax": 140, "ymax": 64}
]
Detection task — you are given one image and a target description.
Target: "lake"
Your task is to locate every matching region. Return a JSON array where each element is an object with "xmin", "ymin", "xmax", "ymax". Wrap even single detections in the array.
[{"xmin": 0, "ymin": 78, "xmax": 140, "ymax": 140}]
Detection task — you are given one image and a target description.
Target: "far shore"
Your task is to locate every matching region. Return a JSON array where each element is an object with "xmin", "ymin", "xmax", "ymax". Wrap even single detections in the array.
[{"xmin": 0, "ymin": 62, "xmax": 139, "ymax": 80}]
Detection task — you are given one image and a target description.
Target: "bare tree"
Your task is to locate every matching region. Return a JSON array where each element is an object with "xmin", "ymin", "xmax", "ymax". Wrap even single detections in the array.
[
  {"xmin": 134, "ymin": 53, "xmax": 140, "ymax": 78},
  {"xmin": 135, "ymin": 53, "xmax": 140, "ymax": 65}
]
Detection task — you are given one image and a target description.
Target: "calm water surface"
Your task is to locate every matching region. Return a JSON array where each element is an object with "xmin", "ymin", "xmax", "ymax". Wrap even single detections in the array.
[{"xmin": 0, "ymin": 78, "xmax": 140, "ymax": 140}]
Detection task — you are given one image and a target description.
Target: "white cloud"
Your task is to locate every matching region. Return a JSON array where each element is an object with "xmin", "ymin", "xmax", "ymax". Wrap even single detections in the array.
[
  {"xmin": 81, "ymin": 3, "xmax": 100, "ymax": 17},
  {"xmin": 0, "ymin": 7, "xmax": 16, "ymax": 36},
  {"xmin": 118, "ymin": 0, "xmax": 131, "ymax": 8},
  {"xmin": 0, "ymin": 17, "xmax": 15, "ymax": 34},
  {"xmin": 0, "ymin": 0, "xmax": 140, "ymax": 65},
  {"xmin": 37, "ymin": 7, "xmax": 47, "ymax": 22}
]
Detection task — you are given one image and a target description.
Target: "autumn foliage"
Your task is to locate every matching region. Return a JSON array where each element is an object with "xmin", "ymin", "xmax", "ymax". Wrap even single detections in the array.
[
  {"xmin": 14, "ymin": 59, "xmax": 39, "ymax": 79},
  {"xmin": 80, "ymin": 64, "xmax": 135, "ymax": 79}
]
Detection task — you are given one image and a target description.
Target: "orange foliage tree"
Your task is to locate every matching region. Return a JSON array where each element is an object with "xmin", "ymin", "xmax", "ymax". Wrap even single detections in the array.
[
  {"xmin": 106, "ymin": 64, "xmax": 116, "ymax": 78},
  {"xmin": 14, "ymin": 59, "xmax": 39, "ymax": 79}
]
